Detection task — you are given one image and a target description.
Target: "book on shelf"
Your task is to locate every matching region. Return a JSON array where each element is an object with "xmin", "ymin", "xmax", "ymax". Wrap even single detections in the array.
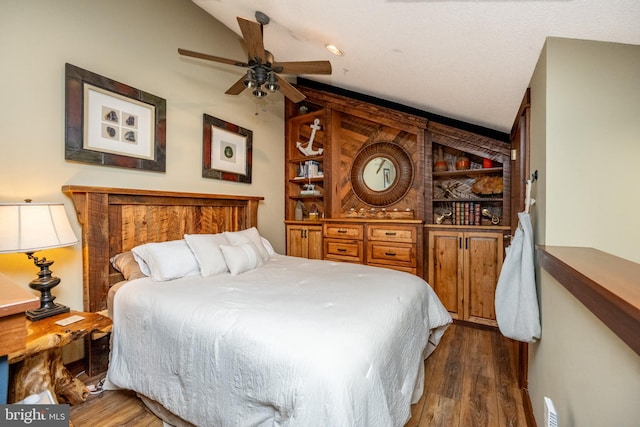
[
  {"xmin": 295, "ymin": 160, "xmax": 323, "ymax": 179},
  {"xmin": 464, "ymin": 202, "xmax": 470, "ymax": 225},
  {"xmin": 450, "ymin": 201, "xmax": 484, "ymax": 225}
]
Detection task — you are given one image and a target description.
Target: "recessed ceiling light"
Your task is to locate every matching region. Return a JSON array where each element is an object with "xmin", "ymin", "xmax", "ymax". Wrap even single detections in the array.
[{"xmin": 325, "ymin": 44, "xmax": 344, "ymax": 56}]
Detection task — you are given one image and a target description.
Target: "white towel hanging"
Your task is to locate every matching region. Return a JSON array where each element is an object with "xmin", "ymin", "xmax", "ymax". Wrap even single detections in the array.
[{"xmin": 494, "ymin": 179, "xmax": 540, "ymax": 343}]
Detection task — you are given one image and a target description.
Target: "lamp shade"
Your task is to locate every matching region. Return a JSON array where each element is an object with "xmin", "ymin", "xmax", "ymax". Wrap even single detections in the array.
[{"xmin": 0, "ymin": 203, "xmax": 78, "ymax": 253}]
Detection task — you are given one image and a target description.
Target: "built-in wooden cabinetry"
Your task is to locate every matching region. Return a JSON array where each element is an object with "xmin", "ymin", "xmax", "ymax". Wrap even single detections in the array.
[
  {"xmin": 284, "ymin": 81, "xmax": 513, "ymax": 326},
  {"xmin": 285, "ymin": 221, "xmax": 323, "ymax": 259},
  {"xmin": 425, "ymin": 121, "xmax": 511, "ymax": 325},
  {"xmin": 427, "ymin": 226, "xmax": 507, "ymax": 326},
  {"xmin": 285, "ymin": 104, "xmax": 327, "ymax": 222},
  {"xmin": 324, "ymin": 219, "xmax": 423, "ymax": 276},
  {"xmin": 426, "ymin": 122, "xmax": 511, "ymax": 227},
  {"xmin": 284, "ymin": 85, "xmax": 427, "ymax": 274}
]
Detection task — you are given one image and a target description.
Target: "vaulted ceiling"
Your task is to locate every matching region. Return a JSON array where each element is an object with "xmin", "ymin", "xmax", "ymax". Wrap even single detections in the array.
[{"xmin": 193, "ymin": 0, "xmax": 640, "ymax": 133}]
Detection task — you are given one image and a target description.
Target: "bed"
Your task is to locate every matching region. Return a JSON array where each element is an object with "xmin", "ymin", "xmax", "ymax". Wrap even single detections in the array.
[{"xmin": 63, "ymin": 186, "xmax": 451, "ymax": 427}]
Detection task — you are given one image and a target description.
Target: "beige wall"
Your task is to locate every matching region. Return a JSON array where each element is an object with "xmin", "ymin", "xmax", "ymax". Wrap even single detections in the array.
[
  {"xmin": 528, "ymin": 37, "xmax": 640, "ymax": 426},
  {"xmin": 0, "ymin": 0, "xmax": 285, "ymax": 312}
]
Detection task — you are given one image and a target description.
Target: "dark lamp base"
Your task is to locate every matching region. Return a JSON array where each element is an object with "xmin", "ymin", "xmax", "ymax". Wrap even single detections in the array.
[
  {"xmin": 26, "ymin": 303, "xmax": 70, "ymax": 321},
  {"xmin": 25, "ymin": 253, "xmax": 70, "ymax": 321}
]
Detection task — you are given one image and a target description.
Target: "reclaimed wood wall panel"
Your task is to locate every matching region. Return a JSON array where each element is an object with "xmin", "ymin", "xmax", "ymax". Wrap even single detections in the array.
[{"xmin": 334, "ymin": 110, "xmax": 424, "ymax": 217}]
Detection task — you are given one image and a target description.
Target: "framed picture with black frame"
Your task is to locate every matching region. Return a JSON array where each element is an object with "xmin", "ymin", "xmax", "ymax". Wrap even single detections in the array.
[
  {"xmin": 202, "ymin": 113, "xmax": 252, "ymax": 183},
  {"xmin": 64, "ymin": 63, "xmax": 166, "ymax": 172}
]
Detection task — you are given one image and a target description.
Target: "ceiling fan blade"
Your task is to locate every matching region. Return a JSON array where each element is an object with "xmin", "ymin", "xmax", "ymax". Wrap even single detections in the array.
[
  {"xmin": 237, "ymin": 17, "xmax": 266, "ymax": 63},
  {"xmin": 225, "ymin": 76, "xmax": 247, "ymax": 95},
  {"xmin": 275, "ymin": 75, "xmax": 306, "ymax": 103},
  {"xmin": 273, "ymin": 61, "xmax": 332, "ymax": 75},
  {"xmin": 178, "ymin": 48, "xmax": 247, "ymax": 67}
]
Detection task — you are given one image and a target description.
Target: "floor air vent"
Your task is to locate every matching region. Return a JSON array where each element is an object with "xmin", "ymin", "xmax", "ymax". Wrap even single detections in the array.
[{"xmin": 544, "ymin": 396, "xmax": 558, "ymax": 427}]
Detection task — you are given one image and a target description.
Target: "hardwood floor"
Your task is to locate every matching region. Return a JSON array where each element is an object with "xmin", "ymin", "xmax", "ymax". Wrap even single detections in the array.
[
  {"xmin": 407, "ymin": 322, "xmax": 528, "ymax": 427},
  {"xmin": 70, "ymin": 322, "xmax": 528, "ymax": 427}
]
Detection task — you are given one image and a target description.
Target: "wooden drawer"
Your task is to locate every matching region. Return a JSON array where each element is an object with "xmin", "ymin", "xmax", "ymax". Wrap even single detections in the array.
[
  {"xmin": 324, "ymin": 223, "xmax": 364, "ymax": 240},
  {"xmin": 367, "ymin": 224, "xmax": 416, "ymax": 243},
  {"xmin": 368, "ymin": 263, "xmax": 416, "ymax": 275},
  {"xmin": 367, "ymin": 242, "xmax": 416, "ymax": 268},
  {"xmin": 324, "ymin": 239, "xmax": 363, "ymax": 263}
]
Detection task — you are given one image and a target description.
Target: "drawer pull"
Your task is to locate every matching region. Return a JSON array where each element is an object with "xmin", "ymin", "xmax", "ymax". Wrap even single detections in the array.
[
  {"xmin": 337, "ymin": 229, "xmax": 347, "ymax": 234},
  {"xmin": 337, "ymin": 248, "xmax": 347, "ymax": 252},
  {"xmin": 385, "ymin": 252, "xmax": 396, "ymax": 256},
  {"xmin": 385, "ymin": 232, "xmax": 397, "ymax": 236}
]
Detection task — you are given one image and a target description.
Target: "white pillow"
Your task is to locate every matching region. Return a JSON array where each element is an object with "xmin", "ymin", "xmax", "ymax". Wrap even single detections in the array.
[
  {"xmin": 260, "ymin": 236, "xmax": 276, "ymax": 256},
  {"xmin": 224, "ymin": 227, "xmax": 270, "ymax": 262},
  {"xmin": 131, "ymin": 240, "xmax": 200, "ymax": 281},
  {"xmin": 220, "ymin": 243, "xmax": 264, "ymax": 275},
  {"xmin": 184, "ymin": 233, "xmax": 230, "ymax": 276}
]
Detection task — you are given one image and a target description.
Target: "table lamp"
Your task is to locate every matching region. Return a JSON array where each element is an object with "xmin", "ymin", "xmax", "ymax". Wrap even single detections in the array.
[{"xmin": 0, "ymin": 201, "xmax": 78, "ymax": 321}]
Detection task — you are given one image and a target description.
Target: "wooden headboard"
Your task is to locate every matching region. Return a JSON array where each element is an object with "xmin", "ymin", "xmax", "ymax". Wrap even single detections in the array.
[
  {"xmin": 63, "ymin": 186, "xmax": 263, "ymax": 375},
  {"xmin": 63, "ymin": 185, "xmax": 264, "ymax": 313}
]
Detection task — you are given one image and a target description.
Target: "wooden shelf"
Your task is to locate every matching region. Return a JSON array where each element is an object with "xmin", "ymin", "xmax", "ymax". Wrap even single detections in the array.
[
  {"xmin": 433, "ymin": 167, "xmax": 503, "ymax": 178},
  {"xmin": 428, "ymin": 134, "xmax": 510, "ymax": 228},
  {"xmin": 288, "ymin": 155, "xmax": 323, "ymax": 164},
  {"xmin": 289, "ymin": 195, "xmax": 324, "ymax": 200},
  {"xmin": 290, "ymin": 177, "xmax": 324, "ymax": 183},
  {"xmin": 426, "ymin": 224, "xmax": 510, "ymax": 231},
  {"xmin": 433, "ymin": 197, "xmax": 503, "ymax": 203},
  {"xmin": 287, "ymin": 109, "xmax": 323, "ymax": 125},
  {"xmin": 537, "ymin": 246, "xmax": 640, "ymax": 357}
]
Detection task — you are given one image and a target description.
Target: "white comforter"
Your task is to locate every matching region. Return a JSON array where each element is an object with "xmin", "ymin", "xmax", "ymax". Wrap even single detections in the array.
[{"xmin": 106, "ymin": 255, "xmax": 451, "ymax": 427}]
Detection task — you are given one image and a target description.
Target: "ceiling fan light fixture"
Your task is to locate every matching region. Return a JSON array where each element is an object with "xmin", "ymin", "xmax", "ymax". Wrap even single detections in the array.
[
  {"xmin": 243, "ymin": 70, "xmax": 257, "ymax": 89},
  {"xmin": 254, "ymin": 67, "xmax": 267, "ymax": 86},
  {"xmin": 252, "ymin": 88, "xmax": 268, "ymax": 98},
  {"xmin": 265, "ymin": 72, "xmax": 279, "ymax": 93},
  {"xmin": 325, "ymin": 44, "xmax": 344, "ymax": 56},
  {"xmin": 179, "ymin": 15, "xmax": 330, "ymax": 103}
]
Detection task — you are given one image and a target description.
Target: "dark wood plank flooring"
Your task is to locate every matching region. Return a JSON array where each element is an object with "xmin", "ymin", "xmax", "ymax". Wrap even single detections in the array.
[
  {"xmin": 408, "ymin": 322, "xmax": 528, "ymax": 427},
  {"xmin": 70, "ymin": 322, "xmax": 528, "ymax": 427}
]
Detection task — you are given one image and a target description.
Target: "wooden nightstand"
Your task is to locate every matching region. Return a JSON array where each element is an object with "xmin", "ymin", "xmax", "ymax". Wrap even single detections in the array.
[
  {"xmin": 0, "ymin": 274, "xmax": 40, "ymax": 404},
  {"xmin": 8, "ymin": 311, "xmax": 112, "ymax": 405}
]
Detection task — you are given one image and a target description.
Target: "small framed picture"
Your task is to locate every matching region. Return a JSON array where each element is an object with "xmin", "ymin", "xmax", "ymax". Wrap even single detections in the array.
[
  {"xmin": 202, "ymin": 114, "xmax": 252, "ymax": 183},
  {"xmin": 64, "ymin": 63, "xmax": 166, "ymax": 172}
]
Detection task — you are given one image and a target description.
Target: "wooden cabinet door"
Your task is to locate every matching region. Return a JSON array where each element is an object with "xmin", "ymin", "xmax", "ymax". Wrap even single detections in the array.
[
  {"xmin": 286, "ymin": 225, "xmax": 323, "ymax": 259},
  {"xmin": 464, "ymin": 232, "xmax": 503, "ymax": 326},
  {"xmin": 428, "ymin": 231, "xmax": 463, "ymax": 319},
  {"xmin": 429, "ymin": 230, "xmax": 503, "ymax": 325},
  {"xmin": 287, "ymin": 224, "xmax": 307, "ymax": 258},
  {"xmin": 307, "ymin": 226, "xmax": 323, "ymax": 259}
]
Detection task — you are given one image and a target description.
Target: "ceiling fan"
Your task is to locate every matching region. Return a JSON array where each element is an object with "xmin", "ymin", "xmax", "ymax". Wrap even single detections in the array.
[{"xmin": 178, "ymin": 11, "xmax": 332, "ymax": 103}]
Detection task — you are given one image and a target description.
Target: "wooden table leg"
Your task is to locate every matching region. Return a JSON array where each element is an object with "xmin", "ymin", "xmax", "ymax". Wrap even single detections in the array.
[{"xmin": 9, "ymin": 348, "xmax": 89, "ymax": 405}]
